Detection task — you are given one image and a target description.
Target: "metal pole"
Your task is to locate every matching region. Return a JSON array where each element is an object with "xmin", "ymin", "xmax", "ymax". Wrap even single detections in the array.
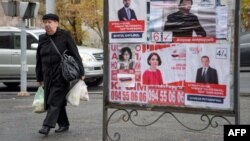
[
  {"xmin": 46, "ymin": 0, "xmax": 55, "ymax": 14},
  {"xmin": 234, "ymin": 0, "xmax": 240, "ymax": 124},
  {"xmin": 17, "ymin": 18, "xmax": 30, "ymax": 96},
  {"xmin": 103, "ymin": 0, "xmax": 109, "ymax": 141}
]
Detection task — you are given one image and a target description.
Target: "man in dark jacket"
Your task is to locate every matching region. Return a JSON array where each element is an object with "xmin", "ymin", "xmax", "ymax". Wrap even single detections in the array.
[
  {"xmin": 118, "ymin": 0, "xmax": 137, "ymax": 21},
  {"xmin": 164, "ymin": 0, "xmax": 206, "ymax": 37},
  {"xmin": 195, "ymin": 56, "xmax": 218, "ymax": 84},
  {"xmin": 36, "ymin": 13, "xmax": 85, "ymax": 135}
]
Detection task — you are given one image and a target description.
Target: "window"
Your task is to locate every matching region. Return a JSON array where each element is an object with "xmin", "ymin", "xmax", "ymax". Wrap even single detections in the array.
[
  {"xmin": 14, "ymin": 33, "xmax": 38, "ymax": 49},
  {"xmin": 0, "ymin": 33, "xmax": 12, "ymax": 49}
]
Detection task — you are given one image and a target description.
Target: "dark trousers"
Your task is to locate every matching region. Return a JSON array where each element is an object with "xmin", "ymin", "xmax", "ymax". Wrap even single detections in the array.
[{"xmin": 43, "ymin": 105, "xmax": 69, "ymax": 128}]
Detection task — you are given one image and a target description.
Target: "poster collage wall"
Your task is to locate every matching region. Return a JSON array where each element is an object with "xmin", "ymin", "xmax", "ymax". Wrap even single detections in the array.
[{"xmin": 108, "ymin": 0, "xmax": 231, "ymax": 110}]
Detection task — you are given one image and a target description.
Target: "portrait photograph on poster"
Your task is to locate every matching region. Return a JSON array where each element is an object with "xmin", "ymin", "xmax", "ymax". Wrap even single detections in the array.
[
  {"xmin": 148, "ymin": 0, "xmax": 227, "ymax": 43},
  {"xmin": 108, "ymin": 0, "xmax": 147, "ymax": 43}
]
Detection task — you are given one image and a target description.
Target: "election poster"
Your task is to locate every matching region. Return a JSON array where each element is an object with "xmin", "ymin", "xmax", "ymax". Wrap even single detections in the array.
[
  {"xmin": 109, "ymin": 44, "xmax": 147, "ymax": 103},
  {"xmin": 140, "ymin": 44, "xmax": 185, "ymax": 106},
  {"xmin": 109, "ymin": 43, "xmax": 185, "ymax": 107},
  {"xmin": 149, "ymin": 0, "xmax": 227, "ymax": 43},
  {"xmin": 185, "ymin": 44, "xmax": 231, "ymax": 109},
  {"xmin": 108, "ymin": 0, "xmax": 147, "ymax": 43}
]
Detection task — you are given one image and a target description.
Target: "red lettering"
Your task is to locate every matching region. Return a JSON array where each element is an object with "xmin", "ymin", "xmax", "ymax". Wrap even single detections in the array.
[
  {"xmin": 111, "ymin": 52, "xmax": 118, "ymax": 60},
  {"xmin": 135, "ymin": 71, "xmax": 141, "ymax": 81},
  {"xmin": 159, "ymin": 90, "xmax": 167, "ymax": 103},
  {"xmin": 111, "ymin": 91, "xmax": 121, "ymax": 101},
  {"xmin": 135, "ymin": 45, "xmax": 141, "ymax": 51},
  {"xmin": 136, "ymin": 83, "xmax": 146, "ymax": 91},
  {"xmin": 111, "ymin": 81, "xmax": 118, "ymax": 89},
  {"xmin": 142, "ymin": 44, "xmax": 147, "ymax": 53},
  {"xmin": 122, "ymin": 91, "xmax": 129, "ymax": 101},
  {"xmin": 111, "ymin": 44, "xmax": 118, "ymax": 51},
  {"xmin": 148, "ymin": 89, "xmax": 158, "ymax": 102},
  {"xmin": 134, "ymin": 62, "xmax": 140, "ymax": 70},
  {"xmin": 111, "ymin": 61, "xmax": 117, "ymax": 69},
  {"xmin": 168, "ymin": 91, "xmax": 176, "ymax": 103},
  {"xmin": 177, "ymin": 91, "xmax": 184, "ymax": 104},
  {"xmin": 135, "ymin": 53, "xmax": 140, "ymax": 60},
  {"xmin": 131, "ymin": 92, "xmax": 138, "ymax": 102},
  {"xmin": 149, "ymin": 44, "xmax": 155, "ymax": 51},
  {"xmin": 139, "ymin": 92, "xmax": 146, "ymax": 102}
]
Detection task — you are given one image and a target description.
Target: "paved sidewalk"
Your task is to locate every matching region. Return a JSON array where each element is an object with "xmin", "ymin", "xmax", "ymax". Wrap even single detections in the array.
[{"xmin": 0, "ymin": 93, "xmax": 249, "ymax": 141}]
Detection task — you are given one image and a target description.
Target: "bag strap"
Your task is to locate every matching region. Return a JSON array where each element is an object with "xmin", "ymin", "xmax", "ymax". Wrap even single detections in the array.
[{"xmin": 49, "ymin": 37, "xmax": 63, "ymax": 58}]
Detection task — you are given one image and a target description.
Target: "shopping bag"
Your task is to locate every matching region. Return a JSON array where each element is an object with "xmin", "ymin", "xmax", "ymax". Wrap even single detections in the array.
[
  {"xmin": 32, "ymin": 86, "xmax": 45, "ymax": 113},
  {"xmin": 80, "ymin": 81, "xmax": 89, "ymax": 101},
  {"xmin": 66, "ymin": 80, "xmax": 83, "ymax": 106}
]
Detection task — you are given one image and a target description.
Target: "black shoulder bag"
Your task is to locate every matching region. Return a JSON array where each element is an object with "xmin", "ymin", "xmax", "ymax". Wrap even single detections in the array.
[{"xmin": 50, "ymin": 38, "xmax": 80, "ymax": 82}]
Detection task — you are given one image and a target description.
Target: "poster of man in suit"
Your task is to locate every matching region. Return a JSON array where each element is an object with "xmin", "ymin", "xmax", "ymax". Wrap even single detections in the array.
[
  {"xmin": 185, "ymin": 44, "xmax": 230, "ymax": 109},
  {"xmin": 118, "ymin": 0, "xmax": 137, "ymax": 21},
  {"xmin": 195, "ymin": 56, "xmax": 218, "ymax": 84},
  {"xmin": 108, "ymin": 0, "xmax": 147, "ymax": 43}
]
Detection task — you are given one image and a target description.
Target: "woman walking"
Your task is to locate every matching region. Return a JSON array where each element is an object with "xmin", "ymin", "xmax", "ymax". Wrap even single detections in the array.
[{"xmin": 36, "ymin": 13, "xmax": 85, "ymax": 135}]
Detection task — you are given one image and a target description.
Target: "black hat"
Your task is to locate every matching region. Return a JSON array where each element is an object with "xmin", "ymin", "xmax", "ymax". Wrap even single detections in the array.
[{"xmin": 42, "ymin": 13, "xmax": 59, "ymax": 22}]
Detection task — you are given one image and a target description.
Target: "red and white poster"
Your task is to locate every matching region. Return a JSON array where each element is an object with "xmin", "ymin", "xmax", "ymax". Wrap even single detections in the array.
[
  {"xmin": 109, "ymin": 43, "xmax": 185, "ymax": 107},
  {"xmin": 140, "ymin": 44, "xmax": 186, "ymax": 87},
  {"xmin": 109, "ymin": 44, "xmax": 147, "ymax": 104},
  {"xmin": 185, "ymin": 44, "xmax": 230, "ymax": 109},
  {"xmin": 109, "ymin": 0, "xmax": 147, "ymax": 43},
  {"xmin": 140, "ymin": 44, "xmax": 185, "ymax": 106}
]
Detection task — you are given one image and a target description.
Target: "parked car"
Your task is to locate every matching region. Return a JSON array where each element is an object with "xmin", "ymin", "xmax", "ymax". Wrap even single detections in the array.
[
  {"xmin": 0, "ymin": 26, "xmax": 103, "ymax": 87},
  {"xmin": 240, "ymin": 33, "xmax": 250, "ymax": 72}
]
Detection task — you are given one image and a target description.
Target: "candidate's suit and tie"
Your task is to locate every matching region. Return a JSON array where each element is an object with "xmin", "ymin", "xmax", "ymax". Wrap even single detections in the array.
[
  {"xmin": 118, "ymin": 7, "xmax": 137, "ymax": 21},
  {"xmin": 196, "ymin": 67, "xmax": 218, "ymax": 84}
]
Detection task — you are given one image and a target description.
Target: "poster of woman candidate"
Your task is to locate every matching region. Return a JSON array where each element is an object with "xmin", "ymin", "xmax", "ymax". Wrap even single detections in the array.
[
  {"xmin": 109, "ymin": 43, "xmax": 185, "ymax": 106},
  {"xmin": 149, "ymin": 0, "xmax": 227, "ymax": 43},
  {"xmin": 108, "ymin": 0, "xmax": 147, "ymax": 43},
  {"xmin": 109, "ymin": 44, "xmax": 147, "ymax": 104},
  {"xmin": 185, "ymin": 44, "xmax": 231, "ymax": 109},
  {"xmin": 140, "ymin": 43, "xmax": 186, "ymax": 86},
  {"xmin": 140, "ymin": 44, "xmax": 185, "ymax": 106}
]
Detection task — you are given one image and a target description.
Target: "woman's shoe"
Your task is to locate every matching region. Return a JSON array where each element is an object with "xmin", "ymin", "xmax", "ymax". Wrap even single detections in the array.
[
  {"xmin": 55, "ymin": 126, "xmax": 69, "ymax": 133},
  {"xmin": 38, "ymin": 126, "xmax": 50, "ymax": 135}
]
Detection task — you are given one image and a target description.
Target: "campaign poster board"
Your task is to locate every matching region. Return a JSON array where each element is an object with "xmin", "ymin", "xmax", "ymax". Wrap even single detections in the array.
[
  {"xmin": 109, "ymin": 0, "xmax": 147, "ymax": 43},
  {"xmin": 106, "ymin": 0, "xmax": 234, "ymax": 112}
]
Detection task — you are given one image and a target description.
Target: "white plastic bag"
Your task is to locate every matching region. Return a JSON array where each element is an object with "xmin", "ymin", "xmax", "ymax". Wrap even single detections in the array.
[
  {"xmin": 66, "ymin": 80, "xmax": 84, "ymax": 106},
  {"xmin": 80, "ymin": 81, "xmax": 89, "ymax": 101},
  {"xmin": 32, "ymin": 86, "xmax": 45, "ymax": 113}
]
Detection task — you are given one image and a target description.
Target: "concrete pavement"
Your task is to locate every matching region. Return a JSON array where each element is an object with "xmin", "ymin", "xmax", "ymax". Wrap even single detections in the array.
[{"xmin": 0, "ymin": 93, "xmax": 249, "ymax": 141}]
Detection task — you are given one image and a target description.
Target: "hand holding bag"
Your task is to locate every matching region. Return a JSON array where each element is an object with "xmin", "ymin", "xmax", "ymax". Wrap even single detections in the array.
[
  {"xmin": 50, "ymin": 38, "xmax": 80, "ymax": 82},
  {"xmin": 32, "ymin": 86, "xmax": 45, "ymax": 113}
]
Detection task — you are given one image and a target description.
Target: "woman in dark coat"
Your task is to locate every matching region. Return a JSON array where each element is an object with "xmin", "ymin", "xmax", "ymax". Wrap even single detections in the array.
[{"xmin": 36, "ymin": 13, "xmax": 85, "ymax": 135}]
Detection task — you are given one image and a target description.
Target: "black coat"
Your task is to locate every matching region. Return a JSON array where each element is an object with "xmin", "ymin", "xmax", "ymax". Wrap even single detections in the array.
[
  {"xmin": 36, "ymin": 28, "xmax": 85, "ymax": 110},
  {"xmin": 118, "ymin": 7, "xmax": 137, "ymax": 21},
  {"xmin": 196, "ymin": 67, "xmax": 218, "ymax": 84},
  {"xmin": 164, "ymin": 11, "xmax": 206, "ymax": 37}
]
